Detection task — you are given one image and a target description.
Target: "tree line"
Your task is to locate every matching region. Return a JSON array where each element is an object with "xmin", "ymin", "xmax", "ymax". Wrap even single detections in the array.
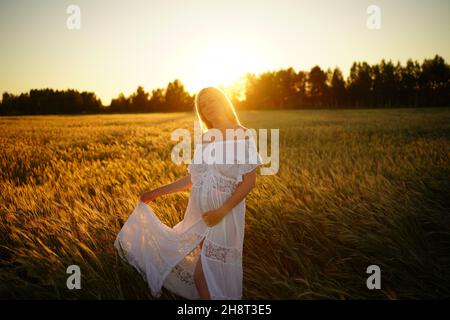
[
  {"xmin": 1, "ymin": 55, "xmax": 449, "ymax": 116},
  {"xmin": 0, "ymin": 89, "xmax": 103, "ymax": 115},
  {"xmin": 242, "ymin": 55, "xmax": 449, "ymax": 109}
]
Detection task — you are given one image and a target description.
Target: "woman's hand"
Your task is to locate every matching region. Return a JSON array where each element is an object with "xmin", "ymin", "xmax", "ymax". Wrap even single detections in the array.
[
  {"xmin": 202, "ymin": 208, "xmax": 227, "ymax": 227},
  {"xmin": 140, "ymin": 189, "xmax": 160, "ymax": 204}
]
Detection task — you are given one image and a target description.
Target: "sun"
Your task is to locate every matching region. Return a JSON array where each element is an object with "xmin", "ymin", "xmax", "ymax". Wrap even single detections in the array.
[{"xmin": 188, "ymin": 45, "xmax": 263, "ymax": 93}]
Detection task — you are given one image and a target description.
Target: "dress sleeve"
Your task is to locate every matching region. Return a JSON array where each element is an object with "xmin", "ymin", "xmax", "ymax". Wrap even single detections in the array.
[{"xmin": 236, "ymin": 138, "xmax": 262, "ymax": 183}]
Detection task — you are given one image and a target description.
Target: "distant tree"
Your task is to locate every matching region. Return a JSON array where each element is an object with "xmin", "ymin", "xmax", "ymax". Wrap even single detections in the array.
[
  {"xmin": 294, "ymin": 71, "xmax": 308, "ymax": 108},
  {"xmin": 244, "ymin": 72, "xmax": 263, "ymax": 109},
  {"xmin": 308, "ymin": 66, "xmax": 328, "ymax": 106},
  {"xmin": 165, "ymin": 80, "xmax": 194, "ymax": 112},
  {"xmin": 149, "ymin": 88, "xmax": 165, "ymax": 112},
  {"xmin": 275, "ymin": 68, "xmax": 301, "ymax": 109},
  {"xmin": 255, "ymin": 72, "xmax": 278, "ymax": 109},
  {"xmin": 2, "ymin": 93, "xmax": 12, "ymax": 114},
  {"xmin": 130, "ymin": 86, "xmax": 150, "ymax": 113},
  {"xmin": 420, "ymin": 55, "xmax": 450, "ymax": 106},
  {"xmin": 164, "ymin": 79, "xmax": 193, "ymax": 111},
  {"xmin": 377, "ymin": 60, "xmax": 398, "ymax": 107},
  {"xmin": 80, "ymin": 91, "xmax": 103, "ymax": 113},
  {"xmin": 109, "ymin": 93, "xmax": 129, "ymax": 113},
  {"xmin": 347, "ymin": 62, "xmax": 372, "ymax": 107},
  {"xmin": 329, "ymin": 67, "xmax": 346, "ymax": 107},
  {"xmin": 397, "ymin": 59, "xmax": 420, "ymax": 107}
]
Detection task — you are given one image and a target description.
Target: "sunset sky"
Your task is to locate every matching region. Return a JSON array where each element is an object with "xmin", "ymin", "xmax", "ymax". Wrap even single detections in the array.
[{"xmin": 0, "ymin": 0, "xmax": 449, "ymax": 104}]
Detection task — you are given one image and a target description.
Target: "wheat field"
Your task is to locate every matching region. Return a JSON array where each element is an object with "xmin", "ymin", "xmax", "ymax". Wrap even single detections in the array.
[{"xmin": 0, "ymin": 108, "xmax": 449, "ymax": 299}]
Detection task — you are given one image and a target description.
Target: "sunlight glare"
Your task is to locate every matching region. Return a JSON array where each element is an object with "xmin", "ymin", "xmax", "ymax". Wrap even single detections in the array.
[{"xmin": 189, "ymin": 45, "xmax": 263, "ymax": 93}]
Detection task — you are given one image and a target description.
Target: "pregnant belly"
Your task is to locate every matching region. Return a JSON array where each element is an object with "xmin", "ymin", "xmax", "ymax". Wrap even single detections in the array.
[{"xmin": 192, "ymin": 184, "xmax": 231, "ymax": 213}]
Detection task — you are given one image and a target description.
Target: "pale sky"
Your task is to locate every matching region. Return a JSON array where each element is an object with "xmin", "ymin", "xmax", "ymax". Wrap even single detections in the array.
[{"xmin": 0, "ymin": 0, "xmax": 449, "ymax": 104}]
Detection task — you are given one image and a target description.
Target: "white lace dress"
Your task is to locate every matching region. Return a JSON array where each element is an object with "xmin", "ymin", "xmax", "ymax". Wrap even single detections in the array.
[{"xmin": 114, "ymin": 138, "xmax": 261, "ymax": 300}]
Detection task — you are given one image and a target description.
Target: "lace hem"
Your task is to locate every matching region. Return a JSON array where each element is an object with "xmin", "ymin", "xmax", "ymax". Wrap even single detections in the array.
[
  {"xmin": 203, "ymin": 239, "xmax": 242, "ymax": 265},
  {"xmin": 171, "ymin": 264, "xmax": 195, "ymax": 286},
  {"xmin": 115, "ymin": 239, "xmax": 165, "ymax": 298}
]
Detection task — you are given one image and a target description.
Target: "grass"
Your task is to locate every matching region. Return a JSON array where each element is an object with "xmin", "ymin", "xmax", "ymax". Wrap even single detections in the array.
[{"xmin": 0, "ymin": 108, "xmax": 449, "ymax": 299}]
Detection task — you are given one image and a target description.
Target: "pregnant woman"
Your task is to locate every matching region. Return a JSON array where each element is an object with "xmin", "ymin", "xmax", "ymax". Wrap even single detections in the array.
[{"xmin": 114, "ymin": 87, "xmax": 261, "ymax": 300}]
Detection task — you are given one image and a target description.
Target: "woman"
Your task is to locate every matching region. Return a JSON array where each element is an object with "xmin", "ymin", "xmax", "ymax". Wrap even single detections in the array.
[{"xmin": 114, "ymin": 87, "xmax": 261, "ymax": 300}]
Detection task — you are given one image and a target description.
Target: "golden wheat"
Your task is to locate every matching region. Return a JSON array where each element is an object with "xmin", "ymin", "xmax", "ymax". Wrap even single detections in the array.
[{"xmin": 0, "ymin": 109, "xmax": 449, "ymax": 299}]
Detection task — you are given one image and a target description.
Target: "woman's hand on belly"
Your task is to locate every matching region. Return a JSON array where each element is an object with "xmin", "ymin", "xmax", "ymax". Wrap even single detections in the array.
[{"xmin": 202, "ymin": 208, "xmax": 227, "ymax": 227}]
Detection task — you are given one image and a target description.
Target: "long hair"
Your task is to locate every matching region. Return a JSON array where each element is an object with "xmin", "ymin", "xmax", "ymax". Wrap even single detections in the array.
[{"xmin": 194, "ymin": 87, "xmax": 241, "ymax": 133}]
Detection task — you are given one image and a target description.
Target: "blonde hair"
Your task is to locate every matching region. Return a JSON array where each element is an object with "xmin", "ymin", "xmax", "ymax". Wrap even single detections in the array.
[{"xmin": 194, "ymin": 87, "xmax": 241, "ymax": 133}]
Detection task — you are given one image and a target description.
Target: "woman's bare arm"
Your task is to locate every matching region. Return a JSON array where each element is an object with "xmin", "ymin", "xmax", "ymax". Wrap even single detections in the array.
[
  {"xmin": 141, "ymin": 175, "xmax": 192, "ymax": 203},
  {"xmin": 202, "ymin": 169, "xmax": 257, "ymax": 227},
  {"xmin": 219, "ymin": 169, "xmax": 257, "ymax": 215},
  {"xmin": 156, "ymin": 175, "xmax": 192, "ymax": 195}
]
